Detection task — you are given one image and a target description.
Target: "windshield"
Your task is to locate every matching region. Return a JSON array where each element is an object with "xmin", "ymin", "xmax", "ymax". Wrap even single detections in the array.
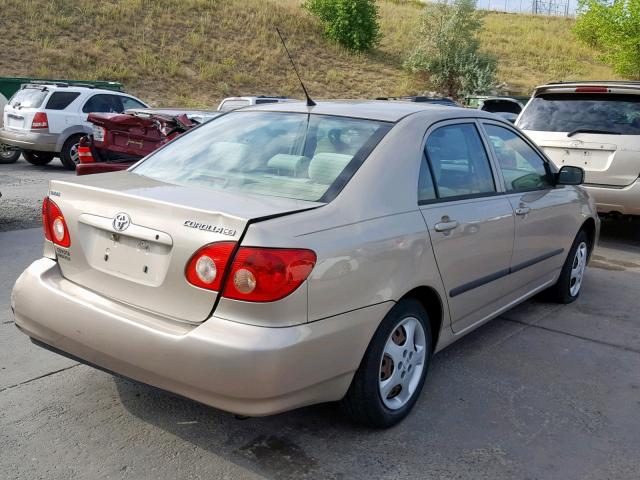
[
  {"xmin": 518, "ymin": 93, "xmax": 640, "ymax": 134},
  {"xmin": 9, "ymin": 88, "xmax": 48, "ymax": 109},
  {"xmin": 133, "ymin": 111, "xmax": 391, "ymax": 202}
]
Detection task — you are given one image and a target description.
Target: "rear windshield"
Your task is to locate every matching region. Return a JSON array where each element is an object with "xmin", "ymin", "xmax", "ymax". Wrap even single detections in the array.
[
  {"xmin": 518, "ymin": 93, "xmax": 640, "ymax": 134},
  {"xmin": 9, "ymin": 88, "xmax": 48, "ymax": 109},
  {"xmin": 133, "ymin": 111, "xmax": 391, "ymax": 202}
]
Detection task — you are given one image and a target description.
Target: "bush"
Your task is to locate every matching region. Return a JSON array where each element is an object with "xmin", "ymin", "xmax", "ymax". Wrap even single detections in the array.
[
  {"xmin": 573, "ymin": 0, "xmax": 640, "ymax": 78},
  {"xmin": 303, "ymin": 0, "xmax": 381, "ymax": 52},
  {"xmin": 404, "ymin": 0, "xmax": 496, "ymax": 98}
]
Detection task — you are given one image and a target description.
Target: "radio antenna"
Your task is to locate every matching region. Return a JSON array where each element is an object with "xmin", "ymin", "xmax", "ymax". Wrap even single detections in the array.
[{"xmin": 276, "ymin": 28, "xmax": 316, "ymax": 107}]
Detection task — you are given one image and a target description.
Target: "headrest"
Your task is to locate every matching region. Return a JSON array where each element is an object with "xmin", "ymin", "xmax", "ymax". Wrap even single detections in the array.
[
  {"xmin": 267, "ymin": 154, "xmax": 309, "ymax": 175},
  {"xmin": 308, "ymin": 152, "xmax": 353, "ymax": 185},
  {"xmin": 207, "ymin": 142, "xmax": 249, "ymax": 169}
]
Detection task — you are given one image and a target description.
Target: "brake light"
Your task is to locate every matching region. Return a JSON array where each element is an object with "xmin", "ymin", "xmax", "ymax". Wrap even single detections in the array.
[
  {"xmin": 78, "ymin": 145, "xmax": 94, "ymax": 163},
  {"xmin": 185, "ymin": 242, "xmax": 237, "ymax": 291},
  {"xmin": 575, "ymin": 86, "xmax": 608, "ymax": 93},
  {"xmin": 42, "ymin": 197, "xmax": 70, "ymax": 247},
  {"xmin": 31, "ymin": 112, "xmax": 49, "ymax": 129},
  {"xmin": 222, "ymin": 247, "xmax": 316, "ymax": 302}
]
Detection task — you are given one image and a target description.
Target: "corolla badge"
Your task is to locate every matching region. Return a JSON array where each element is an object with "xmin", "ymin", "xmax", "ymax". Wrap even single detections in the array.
[{"xmin": 113, "ymin": 212, "xmax": 131, "ymax": 232}]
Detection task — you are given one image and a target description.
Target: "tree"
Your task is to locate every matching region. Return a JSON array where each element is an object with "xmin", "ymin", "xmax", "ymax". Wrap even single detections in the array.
[
  {"xmin": 573, "ymin": 0, "xmax": 640, "ymax": 78},
  {"xmin": 404, "ymin": 0, "xmax": 497, "ymax": 98},
  {"xmin": 303, "ymin": 0, "xmax": 381, "ymax": 52}
]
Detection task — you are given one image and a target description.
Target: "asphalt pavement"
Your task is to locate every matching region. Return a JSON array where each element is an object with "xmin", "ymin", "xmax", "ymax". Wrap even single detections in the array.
[{"xmin": 1, "ymin": 159, "xmax": 639, "ymax": 479}]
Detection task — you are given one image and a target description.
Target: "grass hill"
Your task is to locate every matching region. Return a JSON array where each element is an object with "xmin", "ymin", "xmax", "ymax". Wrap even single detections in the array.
[{"xmin": 0, "ymin": 0, "xmax": 619, "ymax": 107}]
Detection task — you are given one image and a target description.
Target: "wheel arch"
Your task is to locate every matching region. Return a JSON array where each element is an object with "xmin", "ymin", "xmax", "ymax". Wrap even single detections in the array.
[
  {"xmin": 55, "ymin": 126, "xmax": 90, "ymax": 152},
  {"xmin": 580, "ymin": 217, "xmax": 597, "ymax": 259},
  {"xmin": 399, "ymin": 286, "xmax": 443, "ymax": 352}
]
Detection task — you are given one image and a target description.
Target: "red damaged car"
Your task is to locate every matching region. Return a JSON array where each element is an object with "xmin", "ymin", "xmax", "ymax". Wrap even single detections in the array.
[{"xmin": 76, "ymin": 108, "xmax": 221, "ymax": 175}]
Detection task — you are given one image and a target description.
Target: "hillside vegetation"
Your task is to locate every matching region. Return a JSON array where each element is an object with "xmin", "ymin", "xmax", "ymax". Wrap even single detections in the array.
[{"xmin": 0, "ymin": 0, "xmax": 619, "ymax": 106}]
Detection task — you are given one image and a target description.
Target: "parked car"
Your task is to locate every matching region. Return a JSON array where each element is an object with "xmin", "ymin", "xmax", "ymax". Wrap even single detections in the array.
[
  {"xmin": 517, "ymin": 81, "xmax": 640, "ymax": 216},
  {"xmin": 76, "ymin": 108, "xmax": 222, "ymax": 175},
  {"xmin": 217, "ymin": 95, "xmax": 294, "ymax": 112},
  {"xmin": 0, "ymin": 77, "xmax": 123, "ymax": 164},
  {"xmin": 464, "ymin": 96, "xmax": 525, "ymax": 123},
  {"xmin": 12, "ymin": 100, "xmax": 598, "ymax": 428},
  {"xmin": 376, "ymin": 96, "xmax": 461, "ymax": 107},
  {"xmin": 0, "ymin": 83, "xmax": 147, "ymax": 169}
]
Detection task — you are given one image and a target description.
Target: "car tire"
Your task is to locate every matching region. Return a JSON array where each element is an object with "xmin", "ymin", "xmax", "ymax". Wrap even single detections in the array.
[
  {"xmin": 23, "ymin": 150, "xmax": 54, "ymax": 166},
  {"xmin": 0, "ymin": 144, "xmax": 20, "ymax": 164},
  {"xmin": 341, "ymin": 299, "xmax": 432, "ymax": 428},
  {"xmin": 60, "ymin": 134, "xmax": 84, "ymax": 170},
  {"xmin": 547, "ymin": 229, "xmax": 590, "ymax": 304}
]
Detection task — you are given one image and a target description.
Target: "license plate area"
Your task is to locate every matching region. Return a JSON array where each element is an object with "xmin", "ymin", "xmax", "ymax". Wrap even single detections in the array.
[
  {"xmin": 6, "ymin": 115, "xmax": 24, "ymax": 130},
  {"xmin": 77, "ymin": 218, "xmax": 172, "ymax": 286}
]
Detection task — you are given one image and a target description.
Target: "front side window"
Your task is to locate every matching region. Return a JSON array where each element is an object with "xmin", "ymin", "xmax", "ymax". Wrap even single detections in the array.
[
  {"xmin": 518, "ymin": 93, "xmax": 640, "ymax": 135},
  {"xmin": 82, "ymin": 94, "xmax": 123, "ymax": 113},
  {"xmin": 484, "ymin": 124, "xmax": 552, "ymax": 192},
  {"xmin": 133, "ymin": 112, "xmax": 391, "ymax": 202},
  {"xmin": 424, "ymin": 123, "xmax": 495, "ymax": 199}
]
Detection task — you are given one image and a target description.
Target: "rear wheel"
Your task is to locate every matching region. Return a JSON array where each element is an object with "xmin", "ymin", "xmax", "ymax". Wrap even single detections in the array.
[
  {"xmin": 23, "ymin": 150, "xmax": 54, "ymax": 166},
  {"xmin": 0, "ymin": 144, "xmax": 20, "ymax": 164},
  {"xmin": 547, "ymin": 229, "xmax": 590, "ymax": 304},
  {"xmin": 60, "ymin": 134, "xmax": 84, "ymax": 170},
  {"xmin": 341, "ymin": 299, "xmax": 432, "ymax": 428}
]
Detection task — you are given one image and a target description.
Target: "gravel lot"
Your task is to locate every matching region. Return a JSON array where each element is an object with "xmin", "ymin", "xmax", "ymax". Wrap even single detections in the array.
[{"xmin": 1, "ymin": 162, "xmax": 639, "ymax": 479}]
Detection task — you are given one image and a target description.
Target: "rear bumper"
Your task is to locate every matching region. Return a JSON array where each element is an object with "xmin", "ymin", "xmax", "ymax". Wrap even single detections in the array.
[
  {"xmin": 12, "ymin": 258, "xmax": 388, "ymax": 416},
  {"xmin": 584, "ymin": 179, "xmax": 640, "ymax": 216},
  {"xmin": 0, "ymin": 128, "xmax": 59, "ymax": 152}
]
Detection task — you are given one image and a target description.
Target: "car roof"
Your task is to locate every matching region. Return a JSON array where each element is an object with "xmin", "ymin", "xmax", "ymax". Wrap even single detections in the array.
[{"xmin": 241, "ymin": 100, "xmax": 488, "ymax": 122}]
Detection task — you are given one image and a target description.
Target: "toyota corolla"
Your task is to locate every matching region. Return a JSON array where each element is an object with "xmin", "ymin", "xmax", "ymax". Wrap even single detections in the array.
[{"xmin": 11, "ymin": 101, "xmax": 599, "ymax": 427}]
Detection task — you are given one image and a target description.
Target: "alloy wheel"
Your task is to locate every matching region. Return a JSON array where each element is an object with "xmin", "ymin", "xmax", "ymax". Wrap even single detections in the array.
[{"xmin": 569, "ymin": 241, "xmax": 588, "ymax": 297}]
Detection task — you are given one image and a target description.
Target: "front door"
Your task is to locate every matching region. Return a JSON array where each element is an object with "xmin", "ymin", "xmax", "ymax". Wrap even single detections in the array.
[
  {"xmin": 481, "ymin": 121, "xmax": 579, "ymax": 294},
  {"xmin": 418, "ymin": 121, "xmax": 515, "ymax": 334}
]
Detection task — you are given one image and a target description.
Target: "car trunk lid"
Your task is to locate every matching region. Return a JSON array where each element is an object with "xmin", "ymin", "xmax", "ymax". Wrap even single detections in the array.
[{"xmin": 48, "ymin": 171, "xmax": 322, "ymax": 323}]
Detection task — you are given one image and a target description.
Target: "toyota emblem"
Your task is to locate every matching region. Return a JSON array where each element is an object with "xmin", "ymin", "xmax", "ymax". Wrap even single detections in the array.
[{"xmin": 113, "ymin": 213, "xmax": 131, "ymax": 232}]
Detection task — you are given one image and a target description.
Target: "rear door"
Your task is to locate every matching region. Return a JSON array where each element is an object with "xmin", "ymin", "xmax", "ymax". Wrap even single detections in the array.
[
  {"xmin": 418, "ymin": 120, "xmax": 515, "ymax": 334},
  {"xmin": 517, "ymin": 91, "xmax": 640, "ymax": 187},
  {"xmin": 481, "ymin": 121, "xmax": 579, "ymax": 293}
]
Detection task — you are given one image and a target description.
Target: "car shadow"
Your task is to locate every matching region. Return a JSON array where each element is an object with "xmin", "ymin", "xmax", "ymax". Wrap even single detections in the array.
[{"xmin": 111, "ymin": 306, "xmax": 538, "ymax": 480}]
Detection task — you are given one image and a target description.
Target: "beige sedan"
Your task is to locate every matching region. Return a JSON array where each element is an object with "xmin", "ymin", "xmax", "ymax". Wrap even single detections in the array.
[{"xmin": 12, "ymin": 101, "xmax": 599, "ymax": 427}]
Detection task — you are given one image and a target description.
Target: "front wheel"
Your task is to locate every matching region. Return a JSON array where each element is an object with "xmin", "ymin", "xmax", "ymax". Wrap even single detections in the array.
[
  {"xmin": 341, "ymin": 299, "xmax": 432, "ymax": 428},
  {"xmin": 547, "ymin": 230, "xmax": 590, "ymax": 304},
  {"xmin": 23, "ymin": 150, "xmax": 54, "ymax": 166},
  {"xmin": 0, "ymin": 144, "xmax": 20, "ymax": 163}
]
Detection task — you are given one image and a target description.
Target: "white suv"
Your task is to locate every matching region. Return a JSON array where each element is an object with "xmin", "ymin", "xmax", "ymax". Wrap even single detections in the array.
[
  {"xmin": 0, "ymin": 83, "xmax": 148, "ymax": 169},
  {"xmin": 517, "ymin": 81, "xmax": 640, "ymax": 216}
]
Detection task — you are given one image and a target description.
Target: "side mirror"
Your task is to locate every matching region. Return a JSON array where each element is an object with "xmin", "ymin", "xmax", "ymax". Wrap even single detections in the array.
[{"xmin": 556, "ymin": 165, "xmax": 584, "ymax": 185}]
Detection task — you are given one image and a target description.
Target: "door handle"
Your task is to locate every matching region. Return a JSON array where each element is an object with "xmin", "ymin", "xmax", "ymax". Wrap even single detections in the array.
[
  {"xmin": 434, "ymin": 220, "xmax": 459, "ymax": 232},
  {"xmin": 515, "ymin": 205, "xmax": 531, "ymax": 216}
]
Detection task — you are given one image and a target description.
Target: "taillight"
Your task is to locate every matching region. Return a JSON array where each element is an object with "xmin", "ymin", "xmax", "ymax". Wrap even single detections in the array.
[
  {"xmin": 575, "ymin": 86, "xmax": 608, "ymax": 93},
  {"xmin": 78, "ymin": 145, "xmax": 94, "ymax": 163},
  {"xmin": 222, "ymin": 247, "xmax": 316, "ymax": 302},
  {"xmin": 31, "ymin": 112, "xmax": 49, "ymax": 130},
  {"xmin": 185, "ymin": 242, "xmax": 237, "ymax": 291},
  {"xmin": 42, "ymin": 197, "xmax": 70, "ymax": 247}
]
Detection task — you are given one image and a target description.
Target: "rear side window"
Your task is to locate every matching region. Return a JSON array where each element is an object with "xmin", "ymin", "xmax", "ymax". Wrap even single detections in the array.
[
  {"xmin": 82, "ymin": 94, "xmax": 123, "ymax": 114},
  {"xmin": 45, "ymin": 92, "xmax": 81, "ymax": 110},
  {"xmin": 518, "ymin": 93, "xmax": 640, "ymax": 134},
  {"xmin": 481, "ymin": 100, "xmax": 521, "ymax": 114},
  {"xmin": 484, "ymin": 124, "xmax": 552, "ymax": 192},
  {"xmin": 424, "ymin": 123, "xmax": 496, "ymax": 199},
  {"xmin": 9, "ymin": 88, "xmax": 48, "ymax": 109},
  {"xmin": 219, "ymin": 99, "xmax": 250, "ymax": 111}
]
